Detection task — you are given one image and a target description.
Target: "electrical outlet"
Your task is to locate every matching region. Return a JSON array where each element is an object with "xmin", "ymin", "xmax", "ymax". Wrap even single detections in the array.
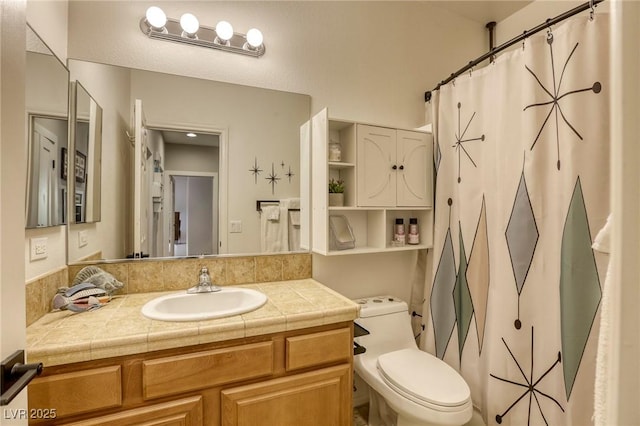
[
  {"xmin": 230, "ymin": 220, "xmax": 242, "ymax": 233},
  {"xmin": 30, "ymin": 237, "xmax": 48, "ymax": 261},
  {"xmin": 78, "ymin": 230, "xmax": 88, "ymax": 248}
]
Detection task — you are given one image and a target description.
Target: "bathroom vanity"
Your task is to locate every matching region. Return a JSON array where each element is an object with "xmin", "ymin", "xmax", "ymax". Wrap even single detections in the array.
[{"xmin": 26, "ymin": 279, "xmax": 358, "ymax": 425}]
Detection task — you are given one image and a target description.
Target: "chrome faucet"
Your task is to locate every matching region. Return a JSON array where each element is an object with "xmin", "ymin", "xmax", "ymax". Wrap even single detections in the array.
[{"xmin": 187, "ymin": 267, "xmax": 221, "ymax": 293}]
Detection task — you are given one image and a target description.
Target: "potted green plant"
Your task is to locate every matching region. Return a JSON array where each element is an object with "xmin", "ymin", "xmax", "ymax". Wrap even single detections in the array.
[{"xmin": 328, "ymin": 178, "xmax": 345, "ymax": 206}]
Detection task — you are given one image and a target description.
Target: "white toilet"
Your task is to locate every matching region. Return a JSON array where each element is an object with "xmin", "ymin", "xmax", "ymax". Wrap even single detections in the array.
[{"xmin": 353, "ymin": 296, "xmax": 472, "ymax": 426}]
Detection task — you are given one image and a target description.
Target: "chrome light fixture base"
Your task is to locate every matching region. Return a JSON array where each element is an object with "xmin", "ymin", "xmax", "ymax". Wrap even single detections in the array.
[{"xmin": 140, "ymin": 18, "xmax": 265, "ymax": 58}]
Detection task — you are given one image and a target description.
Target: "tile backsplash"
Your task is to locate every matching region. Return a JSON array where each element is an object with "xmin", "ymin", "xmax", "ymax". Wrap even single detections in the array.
[
  {"xmin": 26, "ymin": 267, "xmax": 68, "ymax": 327},
  {"xmin": 26, "ymin": 253, "xmax": 312, "ymax": 326}
]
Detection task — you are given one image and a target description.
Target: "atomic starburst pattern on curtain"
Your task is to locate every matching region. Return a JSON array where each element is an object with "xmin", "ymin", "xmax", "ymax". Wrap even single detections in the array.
[
  {"xmin": 490, "ymin": 327, "xmax": 564, "ymax": 425},
  {"xmin": 524, "ymin": 32, "xmax": 602, "ymax": 170},
  {"xmin": 452, "ymin": 102, "xmax": 484, "ymax": 183}
]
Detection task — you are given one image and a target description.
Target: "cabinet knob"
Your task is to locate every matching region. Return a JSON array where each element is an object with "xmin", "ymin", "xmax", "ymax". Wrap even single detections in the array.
[
  {"xmin": 399, "ymin": 165, "xmax": 404, "ymax": 170},
  {"xmin": 392, "ymin": 165, "xmax": 397, "ymax": 170}
]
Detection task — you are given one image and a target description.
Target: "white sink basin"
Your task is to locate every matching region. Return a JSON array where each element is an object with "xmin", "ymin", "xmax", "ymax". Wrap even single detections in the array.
[{"xmin": 141, "ymin": 287, "xmax": 267, "ymax": 322}]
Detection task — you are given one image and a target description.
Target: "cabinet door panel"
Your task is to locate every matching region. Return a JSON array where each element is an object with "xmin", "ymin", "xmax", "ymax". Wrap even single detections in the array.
[
  {"xmin": 357, "ymin": 125, "xmax": 396, "ymax": 206},
  {"xmin": 397, "ymin": 130, "xmax": 431, "ymax": 207},
  {"xmin": 221, "ymin": 365, "xmax": 351, "ymax": 426}
]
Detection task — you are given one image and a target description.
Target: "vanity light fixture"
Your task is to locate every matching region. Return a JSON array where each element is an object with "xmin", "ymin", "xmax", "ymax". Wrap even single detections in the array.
[
  {"xmin": 214, "ymin": 21, "xmax": 234, "ymax": 45},
  {"xmin": 179, "ymin": 13, "xmax": 200, "ymax": 38},
  {"xmin": 186, "ymin": 132, "xmax": 197, "ymax": 138},
  {"xmin": 145, "ymin": 6, "xmax": 167, "ymax": 32},
  {"xmin": 140, "ymin": 7, "xmax": 265, "ymax": 57}
]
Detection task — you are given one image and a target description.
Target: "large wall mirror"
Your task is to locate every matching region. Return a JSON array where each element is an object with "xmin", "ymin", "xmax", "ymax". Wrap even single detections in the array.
[
  {"xmin": 66, "ymin": 59, "xmax": 310, "ymax": 263},
  {"xmin": 25, "ymin": 24, "xmax": 69, "ymax": 228}
]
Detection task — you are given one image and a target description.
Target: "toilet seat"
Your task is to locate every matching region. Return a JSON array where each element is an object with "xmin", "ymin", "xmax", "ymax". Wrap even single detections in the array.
[{"xmin": 376, "ymin": 348, "xmax": 470, "ymax": 412}]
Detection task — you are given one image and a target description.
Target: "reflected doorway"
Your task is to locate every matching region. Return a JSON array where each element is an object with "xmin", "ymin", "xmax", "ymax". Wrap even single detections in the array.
[
  {"xmin": 166, "ymin": 173, "xmax": 218, "ymax": 256},
  {"xmin": 143, "ymin": 127, "xmax": 220, "ymax": 258}
]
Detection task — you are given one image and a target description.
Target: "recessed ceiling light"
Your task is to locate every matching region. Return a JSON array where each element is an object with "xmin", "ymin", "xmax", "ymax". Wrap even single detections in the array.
[{"xmin": 186, "ymin": 132, "xmax": 197, "ymax": 138}]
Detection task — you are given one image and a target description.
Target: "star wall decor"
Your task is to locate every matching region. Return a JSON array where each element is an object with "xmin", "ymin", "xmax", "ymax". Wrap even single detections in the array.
[
  {"xmin": 286, "ymin": 166, "xmax": 295, "ymax": 183},
  {"xmin": 265, "ymin": 163, "xmax": 280, "ymax": 194},
  {"xmin": 249, "ymin": 157, "xmax": 263, "ymax": 184}
]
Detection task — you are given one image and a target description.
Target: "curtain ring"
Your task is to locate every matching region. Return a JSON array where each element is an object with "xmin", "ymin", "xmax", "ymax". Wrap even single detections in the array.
[{"xmin": 589, "ymin": 0, "xmax": 595, "ymax": 20}]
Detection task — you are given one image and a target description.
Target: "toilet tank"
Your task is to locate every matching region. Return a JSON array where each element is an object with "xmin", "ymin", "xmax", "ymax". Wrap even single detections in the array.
[{"xmin": 354, "ymin": 296, "xmax": 417, "ymax": 357}]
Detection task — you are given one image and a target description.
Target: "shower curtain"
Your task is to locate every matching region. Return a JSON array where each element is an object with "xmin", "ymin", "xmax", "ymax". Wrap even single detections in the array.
[{"xmin": 422, "ymin": 16, "xmax": 609, "ymax": 425}]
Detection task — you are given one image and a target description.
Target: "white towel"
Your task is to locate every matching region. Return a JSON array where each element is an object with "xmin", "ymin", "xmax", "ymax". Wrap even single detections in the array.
[
  {"xmin": 593, "ymin": 213, "xmax": 612, "ymax": 425},
  {"xmin": 289, "ymin": 210, "xmax": 300, "ymax": 227},
  {"xmin": 260, "ymin": 205, "xmax": 288, "ymax": 253},
  {"xmin": 592, "ymin": 213, "xmax": 611, "ymax": 253},
  {"xmin": 281, "ymin": 198, "xmax": 300, "ymax": 210},
  {"xmin": 266, "ymin": 205, "xmax": 280, "ymax": 221},
  {"xmin": 288, "ymin": 210, "xmax": 301, "ymax": 251}
]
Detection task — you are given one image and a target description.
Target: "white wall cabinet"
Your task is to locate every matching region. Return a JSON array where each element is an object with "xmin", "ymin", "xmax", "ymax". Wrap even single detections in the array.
[
  {"xmin": 302, "ymin": 108, "xmax": 433, "ymax": 256},
  {"xmin": 357, "ymin": 124, "xmax": 431, "ymax": 207}
]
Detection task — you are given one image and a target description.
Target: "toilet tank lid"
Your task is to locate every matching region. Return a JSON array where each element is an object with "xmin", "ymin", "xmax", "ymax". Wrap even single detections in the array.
[{"xmin": 354, "ymin": 296, "xmax": 408, "ymax": 318}]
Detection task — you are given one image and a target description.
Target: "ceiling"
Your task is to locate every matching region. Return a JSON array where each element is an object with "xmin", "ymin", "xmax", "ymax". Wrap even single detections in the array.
[
  {"xmin": 431, "ymin": 1, "xmax": 534, "ymax": 24},
  {"xmin": 161, "ymin": 130, "xmax": 219, "ymax": 147}
]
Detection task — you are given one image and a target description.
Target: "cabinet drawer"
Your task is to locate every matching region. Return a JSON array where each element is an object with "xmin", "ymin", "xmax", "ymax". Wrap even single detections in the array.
[
  {"xmin": 286, "ymin": 328, "xmax": 351, "ymax": 371},
  {"xmin": 143, "ymin": 341, "xmax": 274, "ymax": 399},
  {"xmin": 62, "ymin": 395, "xmax": 203, "ymax": 426},
  {"xmin": 29, "ymin": 366, "xmax": 121, "ymax": 419}
]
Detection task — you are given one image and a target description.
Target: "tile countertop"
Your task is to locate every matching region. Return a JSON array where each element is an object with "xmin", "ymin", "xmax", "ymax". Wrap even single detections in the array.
[{"xmin": 27, "ymin": 279, "xmax": 360, "ymax": 367}]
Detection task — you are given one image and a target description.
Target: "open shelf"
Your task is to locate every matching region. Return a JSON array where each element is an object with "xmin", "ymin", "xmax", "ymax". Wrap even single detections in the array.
[{"xmin": 305, "ymin": 108, "xmax": 434, "ymax": 256}]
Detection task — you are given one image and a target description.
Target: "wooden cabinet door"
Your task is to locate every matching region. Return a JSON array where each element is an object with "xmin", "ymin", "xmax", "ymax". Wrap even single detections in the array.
[
  {"xmin": 396, "ymin": 130, "xmax": 431, "ymax": 207},
  {"xmin": 221, "ymin": 364, "xmax": 351, "ymax": 426},
  {"xmin": 357, "ymin": 124, "xmax": 396, "ymax": 206},
  {"xmin": 61, "ymin": 396, "xmax": 203, "ymax": 426}
]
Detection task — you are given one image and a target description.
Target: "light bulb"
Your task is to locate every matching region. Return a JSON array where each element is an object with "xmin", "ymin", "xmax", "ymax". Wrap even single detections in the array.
[
  {"xmin": 246, "ymin": 28, "xmax": 263, "ymax": 48},
  {"xmin": 215, "ymin": 21, "xmax": 234, "ymax": 41},
  {"xmin": 145, "ymin": 6, "xmax": 167, "ymax": 30},
  {"xmin": 180, "ymin": 13, "xmax": 200, "ymax": 36}
]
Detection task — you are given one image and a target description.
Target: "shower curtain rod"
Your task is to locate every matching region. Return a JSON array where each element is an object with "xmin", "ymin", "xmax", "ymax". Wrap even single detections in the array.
[{"xmin": 425, "ymin": 0, "xmax": 604, "ymax": 101}]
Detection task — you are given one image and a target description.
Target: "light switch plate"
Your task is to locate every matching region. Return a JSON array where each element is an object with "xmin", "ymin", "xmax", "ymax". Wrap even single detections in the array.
[
  {"xmin": 30, "ymin": 237, "xmax": 48, "ymax": 261},
  {"xmin": 230, "ymin": 220, "xmax": 242, "ymax": 233},
  {"xmin": 78, "ymin": 230, "xmax": 88, "ymax": 248}
]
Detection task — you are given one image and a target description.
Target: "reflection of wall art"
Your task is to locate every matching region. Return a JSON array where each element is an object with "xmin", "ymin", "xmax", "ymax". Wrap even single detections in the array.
[
  {"xmin": 249, "ymin": 157, "xmax": 263, "ymax": 184},
  {"xmin": 265, "ymin": 163, "xmax": 280, "ymax": 194},
  {"xmin": 75, "ymin": 151, "xmax": 86, "ymax": 183},
  {"xmin": 61, "ymin": 147, "xmax": 68, "ymax": 180},
  {"xmin": 251, "ymin": 158, "xmax": 294, "ymax": 187},
  {"xmin": 75, "ymin": 192, "xmax": 83, "ymax": 222}
]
